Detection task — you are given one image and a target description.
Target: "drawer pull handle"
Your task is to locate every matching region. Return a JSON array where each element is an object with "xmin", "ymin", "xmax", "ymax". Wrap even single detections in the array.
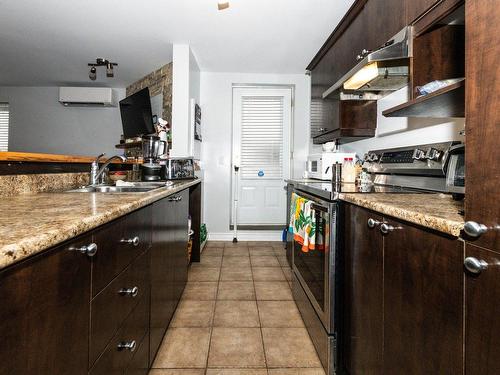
[
  {"xmin": 120, "ymin": 236, "xmax": 140, "ymax": 246},
  {"xmin": 118, "ymin": 286, "xmax": 139, "ymax": 297},
  {"xmin": 117, "ymin": 340, "xmax": 136, "ymax": 352},
  {"xmin": 168, "ymin": 196, "xmax": 182, "ymax": 202},
  {"xmin": 380, "ymin": 223, "xmax": 401, "ymax": 234},
  {"xmin": 367, "ymin": 218, "xmax": 381, "ymax": 228},
  {"xmin": 69, "ymin": 242, "xmax": 98, "ymax": 257},
  {"xmin": 464, "ymin": 257, "xmax": 489, "ymax": 275}
]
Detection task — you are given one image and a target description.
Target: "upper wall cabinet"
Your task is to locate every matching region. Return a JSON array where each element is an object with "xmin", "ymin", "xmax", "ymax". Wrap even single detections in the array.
[{"xmin": 406, "ymin": 0, "xmax": 441, "ymax": 25}]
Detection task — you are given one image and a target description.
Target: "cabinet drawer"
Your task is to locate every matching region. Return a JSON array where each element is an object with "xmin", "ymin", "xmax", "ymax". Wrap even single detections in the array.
[
  {"xmin": 92, "ymin": 207, "xmax": 152, "ymax": 296},
  {"xmin": 90, "ymin": 250, "xmax": 150, "ymax": 367},
  {"xmin": 89, "ymin": 292, "xmax": 149, "ymax": 375}
]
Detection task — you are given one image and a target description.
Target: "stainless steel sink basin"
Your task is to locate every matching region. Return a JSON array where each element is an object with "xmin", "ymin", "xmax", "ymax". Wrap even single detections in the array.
[{"xmin": 65, "ymin": 185, "xmax": 161, "ymax": 193}]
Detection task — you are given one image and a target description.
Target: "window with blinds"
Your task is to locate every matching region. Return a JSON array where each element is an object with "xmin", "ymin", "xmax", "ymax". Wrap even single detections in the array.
[
  {"xmin": 240, "ymin": 96, "xmax": 284, "ymax": 180},
  {"xmin": 0, "ymin": 103, "xmax": 8, "ymax": 151}
]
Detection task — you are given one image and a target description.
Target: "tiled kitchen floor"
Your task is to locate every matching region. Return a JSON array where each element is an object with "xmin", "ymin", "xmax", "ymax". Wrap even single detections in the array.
[{"xmin": 149, "ymin": 241, "xmax": 326, "ymax": 375}]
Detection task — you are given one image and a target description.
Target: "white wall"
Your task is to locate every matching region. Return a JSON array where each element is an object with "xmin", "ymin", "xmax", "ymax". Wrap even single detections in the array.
[
  {"xmin": 200, "ymin": 72, "xmax": 310, "ymax": 240},
  {"xmin": 171, "ymin": 44, "xmax": 201, "ymax": 158},
  {"xmin": 0, "ymin": 86, "xmax": 125, "ymax": 156},
  {"xmin": 339, "ymin": 87, "xmax": 465, "ymax": 156}
]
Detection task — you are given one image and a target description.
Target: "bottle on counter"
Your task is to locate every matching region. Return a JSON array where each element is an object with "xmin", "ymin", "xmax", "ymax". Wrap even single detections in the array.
[{"xmin": 342, "ymin": 157, "xmax": 356, "ymax": 184}]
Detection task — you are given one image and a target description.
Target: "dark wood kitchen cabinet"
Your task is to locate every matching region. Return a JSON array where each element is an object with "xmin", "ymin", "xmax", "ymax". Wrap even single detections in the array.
[
  {"xmin": 464, "ymin": 0, "xmax": 500, "ymax": 252},
  {"xmin": 0, "ymin": 235, "xmax": 92, "ymax": 375},
  {"xmin": 464, "ymin": 244, "xmax": 500, "ymax": 375},
  {"xmin": 382, "ymin": 217, "xmax": 463, "ymax": 375},
  {"xmin": 343, "ymin": 204, "xmax": 463, "ymax": 375},
  {"xmin": 342, "ymin": 205, "xmax": 383, "ymax": 375},
  {"xmin": 150, "ymin": 188, "xmax": 189, "ymax": 365}
]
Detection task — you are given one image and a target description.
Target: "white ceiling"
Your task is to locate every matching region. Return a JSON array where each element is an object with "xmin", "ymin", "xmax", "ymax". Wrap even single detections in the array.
[{"xmin": 0, "ymin": 0, "xmax": 354, "ymax": 87}]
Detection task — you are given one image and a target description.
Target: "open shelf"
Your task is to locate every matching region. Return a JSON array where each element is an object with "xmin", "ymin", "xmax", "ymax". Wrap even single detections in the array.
[
  {"xmin": 115, "ymin": 140, "xmax": 171, "ymax": 149},
  {"xmin": 383, "ymin": 79, "xmax": 465, "ymax": 118}
]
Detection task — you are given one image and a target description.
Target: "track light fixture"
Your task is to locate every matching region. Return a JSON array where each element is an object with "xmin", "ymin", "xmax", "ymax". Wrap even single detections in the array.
[{"xmin": 88, "ymin": 58, "xmax": 118, "ymax": 80}]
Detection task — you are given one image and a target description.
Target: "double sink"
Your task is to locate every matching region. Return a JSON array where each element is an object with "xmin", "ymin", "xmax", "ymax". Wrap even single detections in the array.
[{"xmin": 65, "ymin": 181, "xmax": 180, "ymax": 194}]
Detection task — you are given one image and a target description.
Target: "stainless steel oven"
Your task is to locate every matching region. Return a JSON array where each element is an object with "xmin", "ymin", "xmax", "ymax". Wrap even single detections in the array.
[{"xmin": 292, "ymin": 189, "xmax": 339, "ymax": 333}]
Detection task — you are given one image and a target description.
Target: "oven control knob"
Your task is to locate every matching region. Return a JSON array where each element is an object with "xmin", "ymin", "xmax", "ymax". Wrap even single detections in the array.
[
  {"xmin": 425, "ymin": 148, "xmax": 441, "ymax": 161},
  {"xmin": 364, "ymin": 154, "xmax": 371, "ymax": 162},
  {"xmin": 368, "ymin": 153, "xmax": 379, "ymax": 162},
  {"xmin": 412, "ymin": 149, "xmax": 425, "ymax": 161}
]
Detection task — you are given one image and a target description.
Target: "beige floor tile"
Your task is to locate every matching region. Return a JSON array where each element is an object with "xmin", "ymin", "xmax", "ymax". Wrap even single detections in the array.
[
  {"xmin": 262, "ymin": 328, "xmax": 321, "ymax": 368},
  {"xmin": 270, "ymin": 242, "xmax": 286, "ymax": 249},
  {"xmin": 188, "ymin": 267, "xmax": 221, "ymax": 281},
  {"xmin": 170, "ymin": 300, "xmax": 215, "ymax": 327},
  {"xmin": 208, "ymin": 328, "xmax": 266, "ymax": 368},
  {"xmin": 276, "ymin": 256, "xmax": 289, "ymax": 267},
  {"xmin": 249, "ymin": 246, "xmax": 275, "ymax": 256},
  {"xmin": 224, "ymin": 247, "xmax": 250, "ymax": 256},
  {"xmin": 257, "ymin": 301, "xmax": 304, "ymax": 328},
  {"xmin": 152, "ymin": 327, "xmax": 211, "ymax": 368},
  {"xmin": 213, "ymin": 300, "xmax": 260, "ymax": 327},
  {"xmin": 220, "ymin": 267, "xmax": 253, "ymax": 281},
  {"xmin": 225, "ymin": 241, "xmax": 250, "ymax": 248},
  {"xmin": 182, "ymin": 282, "xmax": 218, "ymax": 300},
  {"xmin": 251, "ymin": 255, "xmax": 280, "ymax": 267},
  {"xmin": 207, "ymin": 241, "xmax": 227, "ymax": 248},
  {"xmin": 273, "ymin": 247, "xmax": 287, "ymax": 256},
  {"xmin": 252, "ymin": 267, "xmax": 286, "ymax": 281},
  {"xmin": 207, "ymin": 369, "xmax": 268, "ymax": 375},
  {"xmin": 192, "ymin": 256, "xmax": 223, "ymax": 268},
  {"xmin": 149, "ymin": 370, "xmax": 205, "ymax": 375},
  {"xmin": 218, "ymin": 281, "xmax": 256, "ymax": 300},
  {"xmin": 267, "ymin": 369, "xmax": 325, "ymax": 375},
  {"xmin": 255, "ymin": 282, "xmax": 293, "ymax": 300},
  {"xmin": 223, "ymin": 256, "xmax": 251, "ymax": 267},
  {"xmin": 281, "ymin": 267, "xmax": 293, "ymax": 281},
  {"xmin": 202, "ymin": 247, "xmax": 225, "ymax": 257}
]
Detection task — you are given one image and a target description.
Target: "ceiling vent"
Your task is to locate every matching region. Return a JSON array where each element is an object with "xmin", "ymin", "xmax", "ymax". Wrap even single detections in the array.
[{"xmin": 58, "ymin": 87, "xmax": 117, "ymax": 107}]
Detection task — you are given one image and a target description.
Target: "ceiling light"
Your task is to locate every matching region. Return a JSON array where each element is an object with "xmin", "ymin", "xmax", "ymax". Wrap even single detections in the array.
[
  {"xmin": 89, "ymin": 66, "xmax": 97, "ymax": 81},
  {"xmin": 218, "ymin": 2, "xmax": 229, "ymax": 10},
  {"xmin": 343, "ymin": 62, "xmax": 379, "ymax": 90},
  {"xmin": 88, "ymin": 58, "xmax": 118, "ymax": 81}
]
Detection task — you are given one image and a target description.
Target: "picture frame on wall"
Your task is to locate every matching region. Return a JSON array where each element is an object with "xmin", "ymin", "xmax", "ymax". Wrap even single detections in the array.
[{"xmin": 194, "ymin": 103, "xmax": 202, "ymax": 141}]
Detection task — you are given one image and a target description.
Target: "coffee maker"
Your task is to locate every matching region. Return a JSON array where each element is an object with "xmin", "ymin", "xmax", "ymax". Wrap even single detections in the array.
[{"xmin": 140, "ymin": 135, "xmax": 166, "ymax": 181}]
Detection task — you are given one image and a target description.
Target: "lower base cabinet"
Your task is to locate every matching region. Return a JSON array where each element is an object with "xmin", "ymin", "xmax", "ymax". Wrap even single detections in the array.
[
  {"xmin": 343, "ymin": 204, "xmax": 463, "ymax": 375},
  {"xmin": 0, "ymin": 186, "xmax": 193, "ymax": 375}
]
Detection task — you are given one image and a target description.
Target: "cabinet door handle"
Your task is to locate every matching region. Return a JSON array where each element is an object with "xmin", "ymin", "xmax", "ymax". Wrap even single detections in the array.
[
  {"xmin": 463, "ymin": 221, "xmax": 488, "ymax": 238},
  {"xmin": 69, "ymin": 242, "xmax": 98, "ymax": 257},
  {"xmin": 117, "ymin": 340, "xmax": 136, "ymax": 352},
  {"xmin": 464, "ymin": 257, "xmax": 489, "ymax": 275},
  {"xmin": 380, "ymin": 223, "xmax": 401, "ymax": 234},
  {"xmin": 168, "ymin": 196, "xmax": 182, "ymax": 202},
  {"xmin": 367, "ymin": 218, "xmax": 381, "ymax": 228},
  {"xmin": 120, "ymin": 236, "xmax": 140, "ymax": 246},
  {"xmin": 118, "ymin": 286, "xmax": 139, "ymax": 297}
]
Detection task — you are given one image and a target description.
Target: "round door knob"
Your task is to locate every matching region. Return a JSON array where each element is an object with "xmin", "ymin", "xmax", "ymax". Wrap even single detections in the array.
[
  {"xmin": 464, "ymin": 257, "xmax": 488, "ymax": 275},
  {"xmin": 121, "ymin": 236, "xmax": 140, "ymax": 246},
  {"xmin": 380, "ymin": 223, "xmax": 394, "ymax": 234},
  {"xmin": 464, "ymin": 221, "xmax": 488, "ymax": 238},
  {"xmin": 367, "ymin": 218, "xmax": 381, "ymax": 228},
  {"xmin": 117, "ymin": 340, "xmax": 136, "ymax": 352},
  {"xmin": 119, "ymin": 286, "xmax": 139, "ymax": 297},
  {"xmin": 69, "ymin": 242, "xmax": 98, "ymax": 257}
]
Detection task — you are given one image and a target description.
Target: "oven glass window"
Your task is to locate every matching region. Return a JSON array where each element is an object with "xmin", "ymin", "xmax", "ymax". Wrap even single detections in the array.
[{"xmin": 293, "ymin": 207, "xmax": 329, "ymax": 311}]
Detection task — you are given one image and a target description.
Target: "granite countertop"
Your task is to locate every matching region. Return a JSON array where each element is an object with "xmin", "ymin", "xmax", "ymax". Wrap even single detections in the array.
[
  {"xmin": 0, "ymin": 179, "xmax": 200, "ymax": 270},
  {"xmin": 339, "ymin": 192, "xmax": 464, "ymax": 237}
]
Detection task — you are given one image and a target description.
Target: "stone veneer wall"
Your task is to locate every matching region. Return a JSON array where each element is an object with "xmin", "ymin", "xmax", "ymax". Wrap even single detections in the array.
[{"xmin": 126, "ymin": 63, "xmax": 173, "ymax": 124}]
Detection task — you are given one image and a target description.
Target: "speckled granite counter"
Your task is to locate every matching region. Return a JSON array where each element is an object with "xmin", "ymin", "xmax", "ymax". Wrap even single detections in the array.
[
  {"xmin": 0, "ymin": 179, "xmax": 200, "ymax": 270},
  {"xmin": 339, "ymin": 193, "xmax": 464, "ymax": 237}
]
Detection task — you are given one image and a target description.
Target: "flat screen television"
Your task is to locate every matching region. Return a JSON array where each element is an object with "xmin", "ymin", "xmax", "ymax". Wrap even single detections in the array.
[{"xmin": 119, "ymin": 87, "xmax": 155, "ymax": 138}]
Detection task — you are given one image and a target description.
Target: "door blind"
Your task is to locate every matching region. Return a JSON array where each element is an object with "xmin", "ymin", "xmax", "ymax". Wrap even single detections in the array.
[
  {"xmin": 0, "ymin": 103, "xmax": 8, "ymax": 151},
  {"xmin": 240, "ymin": 96, "xmax": 284, "ymax": 179}
]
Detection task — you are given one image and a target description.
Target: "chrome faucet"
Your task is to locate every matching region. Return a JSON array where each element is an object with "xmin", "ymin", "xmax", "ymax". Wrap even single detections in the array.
[{"xmin": 90, "ymin": 153, "xmax": 127, "ymax": 185}]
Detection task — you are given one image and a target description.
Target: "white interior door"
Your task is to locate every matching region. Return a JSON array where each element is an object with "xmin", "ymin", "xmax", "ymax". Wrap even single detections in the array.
[{"xmin": 232, "ymin": 87, "xmax": 292, "ymax": 226}]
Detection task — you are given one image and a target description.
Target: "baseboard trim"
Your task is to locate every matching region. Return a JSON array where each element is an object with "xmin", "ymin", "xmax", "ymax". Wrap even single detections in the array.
[{"xmin": 208, "ymin": 230, "xmax": 282, "ymax": 241}]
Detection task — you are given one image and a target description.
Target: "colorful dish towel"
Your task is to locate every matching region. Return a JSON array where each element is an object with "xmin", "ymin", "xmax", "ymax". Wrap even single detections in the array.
[{"xmin": 289, "ymin": 193, "xmax": 325, "ymax": 252}]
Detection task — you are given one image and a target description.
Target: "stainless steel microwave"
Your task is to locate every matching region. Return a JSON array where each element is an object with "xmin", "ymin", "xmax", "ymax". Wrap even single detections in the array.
[{"xmin": 445, "ymin": 144, "xmax": 465, "ymax": 195}]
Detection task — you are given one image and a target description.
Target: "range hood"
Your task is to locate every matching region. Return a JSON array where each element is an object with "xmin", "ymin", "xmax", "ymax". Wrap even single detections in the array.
[{"xmin": 323, "ymin": 26, "xmax": 413, "ymax": 99}]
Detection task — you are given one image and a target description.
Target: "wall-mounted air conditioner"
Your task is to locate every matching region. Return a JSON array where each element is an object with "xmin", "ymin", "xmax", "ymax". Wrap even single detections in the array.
[{"xmin": 58, "ymin": 87, "xmax": 117, "ymax": 107}]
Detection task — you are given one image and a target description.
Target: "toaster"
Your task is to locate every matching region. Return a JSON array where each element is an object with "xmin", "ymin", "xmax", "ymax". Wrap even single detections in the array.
[
  {"xmin": 162, "ymin": 158, "xmax": 195, "ymax": 180},
  {"xmin": 444, "ymin": 143, "xmax": 465, "ymax": 197}
]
